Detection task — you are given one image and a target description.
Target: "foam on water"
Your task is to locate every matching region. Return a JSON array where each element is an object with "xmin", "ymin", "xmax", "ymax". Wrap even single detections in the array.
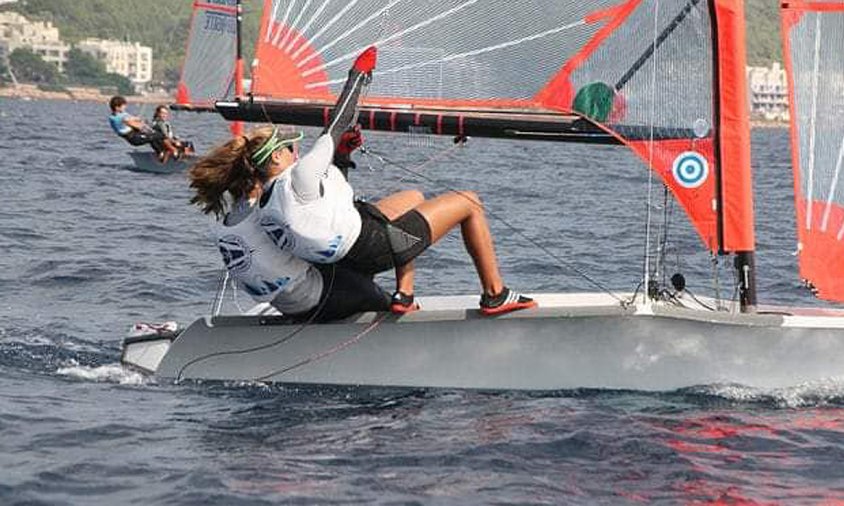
[
  {"xmin": 685, "ymin": 378, "xmax": 844, "ymax": 408},
  {"xmin": 55, "ymin": 360, "xmax": 151, "ymax": 386}
]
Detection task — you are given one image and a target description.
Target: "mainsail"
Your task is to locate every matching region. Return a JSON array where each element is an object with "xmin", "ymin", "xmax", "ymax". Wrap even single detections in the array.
[
  {"xmin": 225, "ymin": 0, "xmax": 754, "ymax": 255},
  {"xmin": 175, "ymin": 0, "xmax": 239, "ymax": 108},
  {"xmin": 782, "ymin": 0, "xmax": 844, "ymax": 302}
]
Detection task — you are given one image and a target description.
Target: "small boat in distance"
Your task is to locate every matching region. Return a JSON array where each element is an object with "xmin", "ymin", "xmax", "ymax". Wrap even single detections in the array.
[{"xmin": 127, "ymin": 151, "xmax": 196, "ymax": 174}]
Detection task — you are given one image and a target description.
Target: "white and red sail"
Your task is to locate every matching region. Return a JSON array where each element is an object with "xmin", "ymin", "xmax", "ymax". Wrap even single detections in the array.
[
  {"xmin": 234, "ymin": 0, "xmax": 754, "ymax": 255},
  {"xmin": 782, "ymin": 0, "xmax": 844, "ymax": 301},
  {"xmin": 175, "ymin": 0, "xmax": 239, "ymax": 108}
]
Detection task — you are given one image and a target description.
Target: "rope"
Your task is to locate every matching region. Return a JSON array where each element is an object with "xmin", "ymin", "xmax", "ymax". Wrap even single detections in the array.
[
  {"xmin": 176, "ymin": 265, "xmax": 337, "ymax": 382},
  {"xmin": 657, "ymin": 186, "xmax": 673, "ymax": 288},
  {"xmin": 642, "ymin": 0, "xmax": 661, "ymax": 304},
  {"xmin": 360, "ymin": 146, "xmax": 625, "ymax": 303},
  {"xmin": 209, "ymin": 268, "xmax": 229, "ymax": 317},
  {"xmin": 255, "ymin": 313, "xmax": 387, "ymax": 382}
]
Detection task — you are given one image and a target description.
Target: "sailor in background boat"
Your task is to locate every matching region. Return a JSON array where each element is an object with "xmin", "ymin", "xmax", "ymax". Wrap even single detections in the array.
[
  {"xmin": 188, "ymin": 130, "xmax": 391, "ymax": 322},
  {"xmin": 108, "ymin": 96, "xmax": 179, "ymax": 163},
  {"xmin": 151, "ymin": 105, "xmax": 194, "ymax": 159},
  {"xmin": 255, "ymin": 47, "xmax": 536, "ymax": 316}
]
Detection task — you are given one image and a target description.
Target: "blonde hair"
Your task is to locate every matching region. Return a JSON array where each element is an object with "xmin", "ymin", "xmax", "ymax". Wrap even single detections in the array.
[{"xmin": 188, "ymin": 126, "xmax": 276, "ymax": 218}]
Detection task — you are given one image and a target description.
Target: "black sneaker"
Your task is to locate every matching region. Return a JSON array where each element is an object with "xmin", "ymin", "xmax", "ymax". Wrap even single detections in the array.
[
  {"xmin": 479, "ymin": 287, "xmax": 537, "ymax": 316},
  {"xmin": 390, "ymin": 291, "xmax": 419, "ymax": 314}
]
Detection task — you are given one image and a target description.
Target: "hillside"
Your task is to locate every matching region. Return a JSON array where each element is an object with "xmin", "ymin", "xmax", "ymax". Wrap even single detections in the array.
[
  {"xmin": 2, "ymin": 0, "xmax": 263, "ymax": 84},
  {"xmin": 745, "ymin": 0, "xmax": 781, "ymax": 66},
  {"xmin": 2, "ymin": 0, "xmax": 782, "ymax": 84}
]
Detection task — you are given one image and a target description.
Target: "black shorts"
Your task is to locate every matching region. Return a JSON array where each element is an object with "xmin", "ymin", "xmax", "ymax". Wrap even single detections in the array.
[
  {"xmin": 339, "ymin": 201, "xmax": 432, "ymax": 275},
  {"xmin": 289, "ymin": 265, "xmax": 390, "ymax": 323},
  {"xmin": 123, "ymin": 130, "xmax": 166, "ymax": 152}
]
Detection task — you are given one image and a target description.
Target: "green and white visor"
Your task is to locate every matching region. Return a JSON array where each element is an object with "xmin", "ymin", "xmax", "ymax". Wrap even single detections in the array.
[{"xmin": 251, "ymin": 127, "xmax": 304, "ymax": 169}]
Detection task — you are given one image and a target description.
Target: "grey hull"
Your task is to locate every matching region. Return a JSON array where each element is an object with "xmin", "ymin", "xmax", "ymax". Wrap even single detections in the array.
[
  {"xmin": 127, "ymin": 294, "xmax": 844, "ymax": 391},
  {"xmin": 127, "ymin": 152, "xmax": 195, "ymax": 174}
]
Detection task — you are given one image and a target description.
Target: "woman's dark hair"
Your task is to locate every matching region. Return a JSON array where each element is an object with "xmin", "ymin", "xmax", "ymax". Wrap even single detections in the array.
[
  {"xmin": 188, "ymin": 126, "xmax": 276, "ymax": 218},
  {"xmin": 153, "ymin": 105, "xmax": 168, "ymax": 120}
]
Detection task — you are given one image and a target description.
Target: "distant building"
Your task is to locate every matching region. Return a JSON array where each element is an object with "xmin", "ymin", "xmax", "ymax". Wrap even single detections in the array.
[
  {"xmin": 0, "ymin": 11, "xmax": 70, "ymax": 71},
  {"xmin": 76, "ymin": 38, "xmax": 153, "ymax": 91},
  {"xmin": 747, "ymin": 62, "xmax": 789, "ymax": 122}
]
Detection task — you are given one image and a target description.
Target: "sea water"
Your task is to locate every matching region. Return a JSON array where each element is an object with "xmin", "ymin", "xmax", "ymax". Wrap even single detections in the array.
[{"xmin": 1, "ymin": 98, "xmax": 843, "ymax": 504}]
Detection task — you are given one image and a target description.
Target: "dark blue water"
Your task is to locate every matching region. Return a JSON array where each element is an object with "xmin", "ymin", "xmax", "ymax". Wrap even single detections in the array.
[{"xmin": 2, "ymin": 97, "xmax": 844, "ymax": 504}]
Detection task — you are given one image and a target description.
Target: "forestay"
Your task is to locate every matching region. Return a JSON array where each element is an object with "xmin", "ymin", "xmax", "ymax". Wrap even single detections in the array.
[
  {"xmin": 175, "ymin": 0, "xmax": 239, "ymax": 108},
  {"xmin": 782, "ymin": 0, "xmax": 844, "ymax": 302},
  {"xmin": 246, "ymin": 0, "xmax": 754, "ymax": 254}
]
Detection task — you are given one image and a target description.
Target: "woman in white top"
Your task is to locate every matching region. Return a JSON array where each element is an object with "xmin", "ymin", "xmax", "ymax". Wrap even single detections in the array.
[
  {"xmin": 188, "ymin": 131, "xmax": 390, "ymax": 322},
  {"xmin": 255, "ymin": 47, "xmax": 536, "ymax": 316}
]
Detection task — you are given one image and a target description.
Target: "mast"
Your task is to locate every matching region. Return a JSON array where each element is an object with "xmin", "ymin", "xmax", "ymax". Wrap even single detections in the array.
[
  {"xmin": 231, "ymin": 0, "xmax": 244, "ymax": 137},
  {"xmin": 713, "ymin": 0, "xmax": 756, "ymax": 311}
]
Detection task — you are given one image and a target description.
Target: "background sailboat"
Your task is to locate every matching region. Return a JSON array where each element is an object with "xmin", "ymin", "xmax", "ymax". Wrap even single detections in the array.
[
  {"xmin": 174, "ymin": 0, "xmax": 245, "ymax": 135},
  {"xmin": 122, "ymin": 0, "xmax": 844, "ymax": 390},
  {"xmin": 127, "ymin": 0, "xmax": 243, "ymax": 174}
]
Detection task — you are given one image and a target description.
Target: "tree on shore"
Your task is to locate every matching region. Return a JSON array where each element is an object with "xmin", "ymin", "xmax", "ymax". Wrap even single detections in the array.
[
  {"xmin": 9, "ymin": 48, "xmax": 60, "ymax": 84},
  {"xmin": 5, "ymin": 47, "xmax": 136, "ymax": 94},
  {"xmin": 0, "ymin": 60, "xmax": 10, "ymax": 85},
  {"xmin": 65, "ymin": 48, "xmax": 134, "ymax": 95}
]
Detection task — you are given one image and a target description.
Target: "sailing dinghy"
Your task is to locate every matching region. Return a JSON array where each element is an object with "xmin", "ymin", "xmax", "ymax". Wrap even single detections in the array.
[
  {"xmin": 124, "ymin": 0, "xmax": 240, "ymax": 175},
  {"xmin": 122, "ymin": 0, "xmax": 844, "ymax": 391},
  {"xmin": 127, "ymin": 151, "xmax": 197, "ymax": 174}
]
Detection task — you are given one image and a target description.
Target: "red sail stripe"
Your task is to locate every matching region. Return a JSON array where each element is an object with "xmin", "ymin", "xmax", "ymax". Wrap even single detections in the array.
[
  {"xmin": 193, "ymin": 1, "xmax": 237, "ymax": 15},
  {"xmin": 782, "ymin": 1, "xmax": 844, "ymax": 11},
  {"xmin": 714, "ymin": 0, "xmax": 754, "ymax": 253}
]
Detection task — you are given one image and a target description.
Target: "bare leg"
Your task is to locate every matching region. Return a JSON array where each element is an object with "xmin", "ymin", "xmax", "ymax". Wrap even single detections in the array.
[
  {"xmin": 163, "ymin": 139, "xmax": 179, "ymax": 159},
  {"xmin": 374, "ymin": 190, "xmax": 424, "ymax": 295},
  {"xmin": 413, "ymin": 191, "xmax": 504, "ymax": 296},
  {"xmin": 374, "ymin": 190, "xmax": 424, "ymax": 219}
]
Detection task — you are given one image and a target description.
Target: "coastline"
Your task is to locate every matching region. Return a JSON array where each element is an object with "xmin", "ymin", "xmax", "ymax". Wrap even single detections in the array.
[
  {"xmin": 751, "ymin": 119, "xmax": 788, "ymax": 129},
  {"xmin": 0, "ymin": 83, "xmax": 172, "ymax": 105}
]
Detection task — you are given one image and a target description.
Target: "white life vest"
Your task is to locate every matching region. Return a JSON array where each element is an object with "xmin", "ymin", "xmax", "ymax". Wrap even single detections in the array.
[
  {"xmin": 259, "ymin": 136, "xmax": 361, "ymax": 264},
  {"xmin": 214, "ymin": 205, "xmax": 323, "ymax": 314}
]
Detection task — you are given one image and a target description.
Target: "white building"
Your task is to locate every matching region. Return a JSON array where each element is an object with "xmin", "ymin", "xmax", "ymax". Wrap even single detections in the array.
[
  {"xmin": 77, "ymin": 38, "xmax": 152, "ymax": 90},
  {"xmin": 747, "ymin": 62, "xmax": 789, "ymax": 122},
  {"xmin": 0, "ymin": 11, "xmax": 70, "ymax": 71}
]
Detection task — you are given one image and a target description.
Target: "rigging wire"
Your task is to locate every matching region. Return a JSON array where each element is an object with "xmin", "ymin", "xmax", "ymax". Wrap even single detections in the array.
[
  {"xmin": 360, "ymin": 146, "xmax": 625, "ymax": 303},
  {"xmin": 209, "ymin": 268, "xmax": 229, "ymax": 317},
  {"xmin": 641, "ymin": 0, "xmax": 661, "ymax": 304},
  {"xmin": 657, "ymin": 185, "xmax": 673, "ymax": 288},
  {"xmin": 710, "ymin": 253, "xmax": 722, "ymax": 309}
]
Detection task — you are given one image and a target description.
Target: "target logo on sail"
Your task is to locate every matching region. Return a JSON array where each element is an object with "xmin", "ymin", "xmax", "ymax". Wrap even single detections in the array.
[{"xmin": 672, "ymin": 151, "xmax": 709, "ymax": 189}]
